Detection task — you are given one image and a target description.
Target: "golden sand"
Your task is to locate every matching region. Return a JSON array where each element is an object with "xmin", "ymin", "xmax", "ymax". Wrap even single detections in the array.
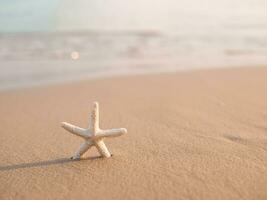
[{"xmin": 0, "ymin": 67, "xmax": 267, "ymax": 200}]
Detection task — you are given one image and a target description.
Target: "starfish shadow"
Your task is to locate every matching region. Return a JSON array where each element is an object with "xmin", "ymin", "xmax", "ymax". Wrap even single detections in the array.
[{"xmin": 0, "ymin": 156, "xmax": 102, "ymax": 172}]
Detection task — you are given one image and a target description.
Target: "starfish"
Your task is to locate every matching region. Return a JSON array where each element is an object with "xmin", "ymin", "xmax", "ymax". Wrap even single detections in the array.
[{"xmin": 61, "ymin": 102, "xmax": 127, "ymax": 159}]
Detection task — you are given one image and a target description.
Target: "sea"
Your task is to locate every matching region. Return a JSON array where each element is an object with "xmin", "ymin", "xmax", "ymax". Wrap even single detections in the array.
[{"xmin": 1, "ymin": 0, "xmax": 267, "ymax": 90}]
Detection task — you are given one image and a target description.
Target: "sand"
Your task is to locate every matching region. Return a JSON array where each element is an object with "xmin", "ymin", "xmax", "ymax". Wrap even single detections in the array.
[{"xmin": 0, "ymin": 67, "xmax": 267, "ymax": 200}]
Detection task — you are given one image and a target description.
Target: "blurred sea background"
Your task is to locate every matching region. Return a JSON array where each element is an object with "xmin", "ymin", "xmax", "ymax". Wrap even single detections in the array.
[{"xmin": 1, "ymin": 0, "xmax": 267, "ymax": 90}]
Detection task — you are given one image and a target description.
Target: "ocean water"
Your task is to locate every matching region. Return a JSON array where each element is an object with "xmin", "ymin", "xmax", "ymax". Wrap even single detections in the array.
[{"xmin": 1, "ymin": 0, "xmax": 267, "ymax": 90}]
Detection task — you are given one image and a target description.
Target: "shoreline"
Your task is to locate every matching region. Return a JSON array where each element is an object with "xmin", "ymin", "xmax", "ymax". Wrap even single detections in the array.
[
  {"xmin": 1, "ymin": 29, "xmax": 267, "ymax": 92},
  {"xmin": 1, "ymin": 64, "xmax": 267, "ymax": 92}
]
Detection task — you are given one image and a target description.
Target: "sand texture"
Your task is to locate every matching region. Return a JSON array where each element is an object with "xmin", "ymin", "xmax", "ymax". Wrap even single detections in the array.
[{"xmin": 0, "ymin": 67, "xmax": 267, "ymax": 200}]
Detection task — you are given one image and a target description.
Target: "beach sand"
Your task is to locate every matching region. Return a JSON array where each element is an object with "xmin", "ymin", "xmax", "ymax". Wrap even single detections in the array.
[{"xmin": 0, "ymin": 67, "xmax": 267, "ymax": 200}]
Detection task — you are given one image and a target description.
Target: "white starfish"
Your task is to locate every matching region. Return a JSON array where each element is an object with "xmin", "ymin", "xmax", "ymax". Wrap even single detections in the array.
[{"xmin": 61, "ymin": 102, "xmax": 127, "ymax": 159}]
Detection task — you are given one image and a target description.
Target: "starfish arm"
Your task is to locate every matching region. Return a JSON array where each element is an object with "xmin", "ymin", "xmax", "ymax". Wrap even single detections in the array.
[
  {"xmin": 94, "ymin": 139, "xmax": 111, "ymax": 158},
  {"xmin": 89, "ymin": 102, "xmax": 99, "ymax": 132},
  {"xmin": 71, "ymin": 140, "xmax": 94, "ymax": 159},
  {"xmin": 61, "ymin": 122, "xmax": 88, "ymax": 139},
  {"xmin": 97, "ymin": 128, "xmax": 127, "ymax": 138}
]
